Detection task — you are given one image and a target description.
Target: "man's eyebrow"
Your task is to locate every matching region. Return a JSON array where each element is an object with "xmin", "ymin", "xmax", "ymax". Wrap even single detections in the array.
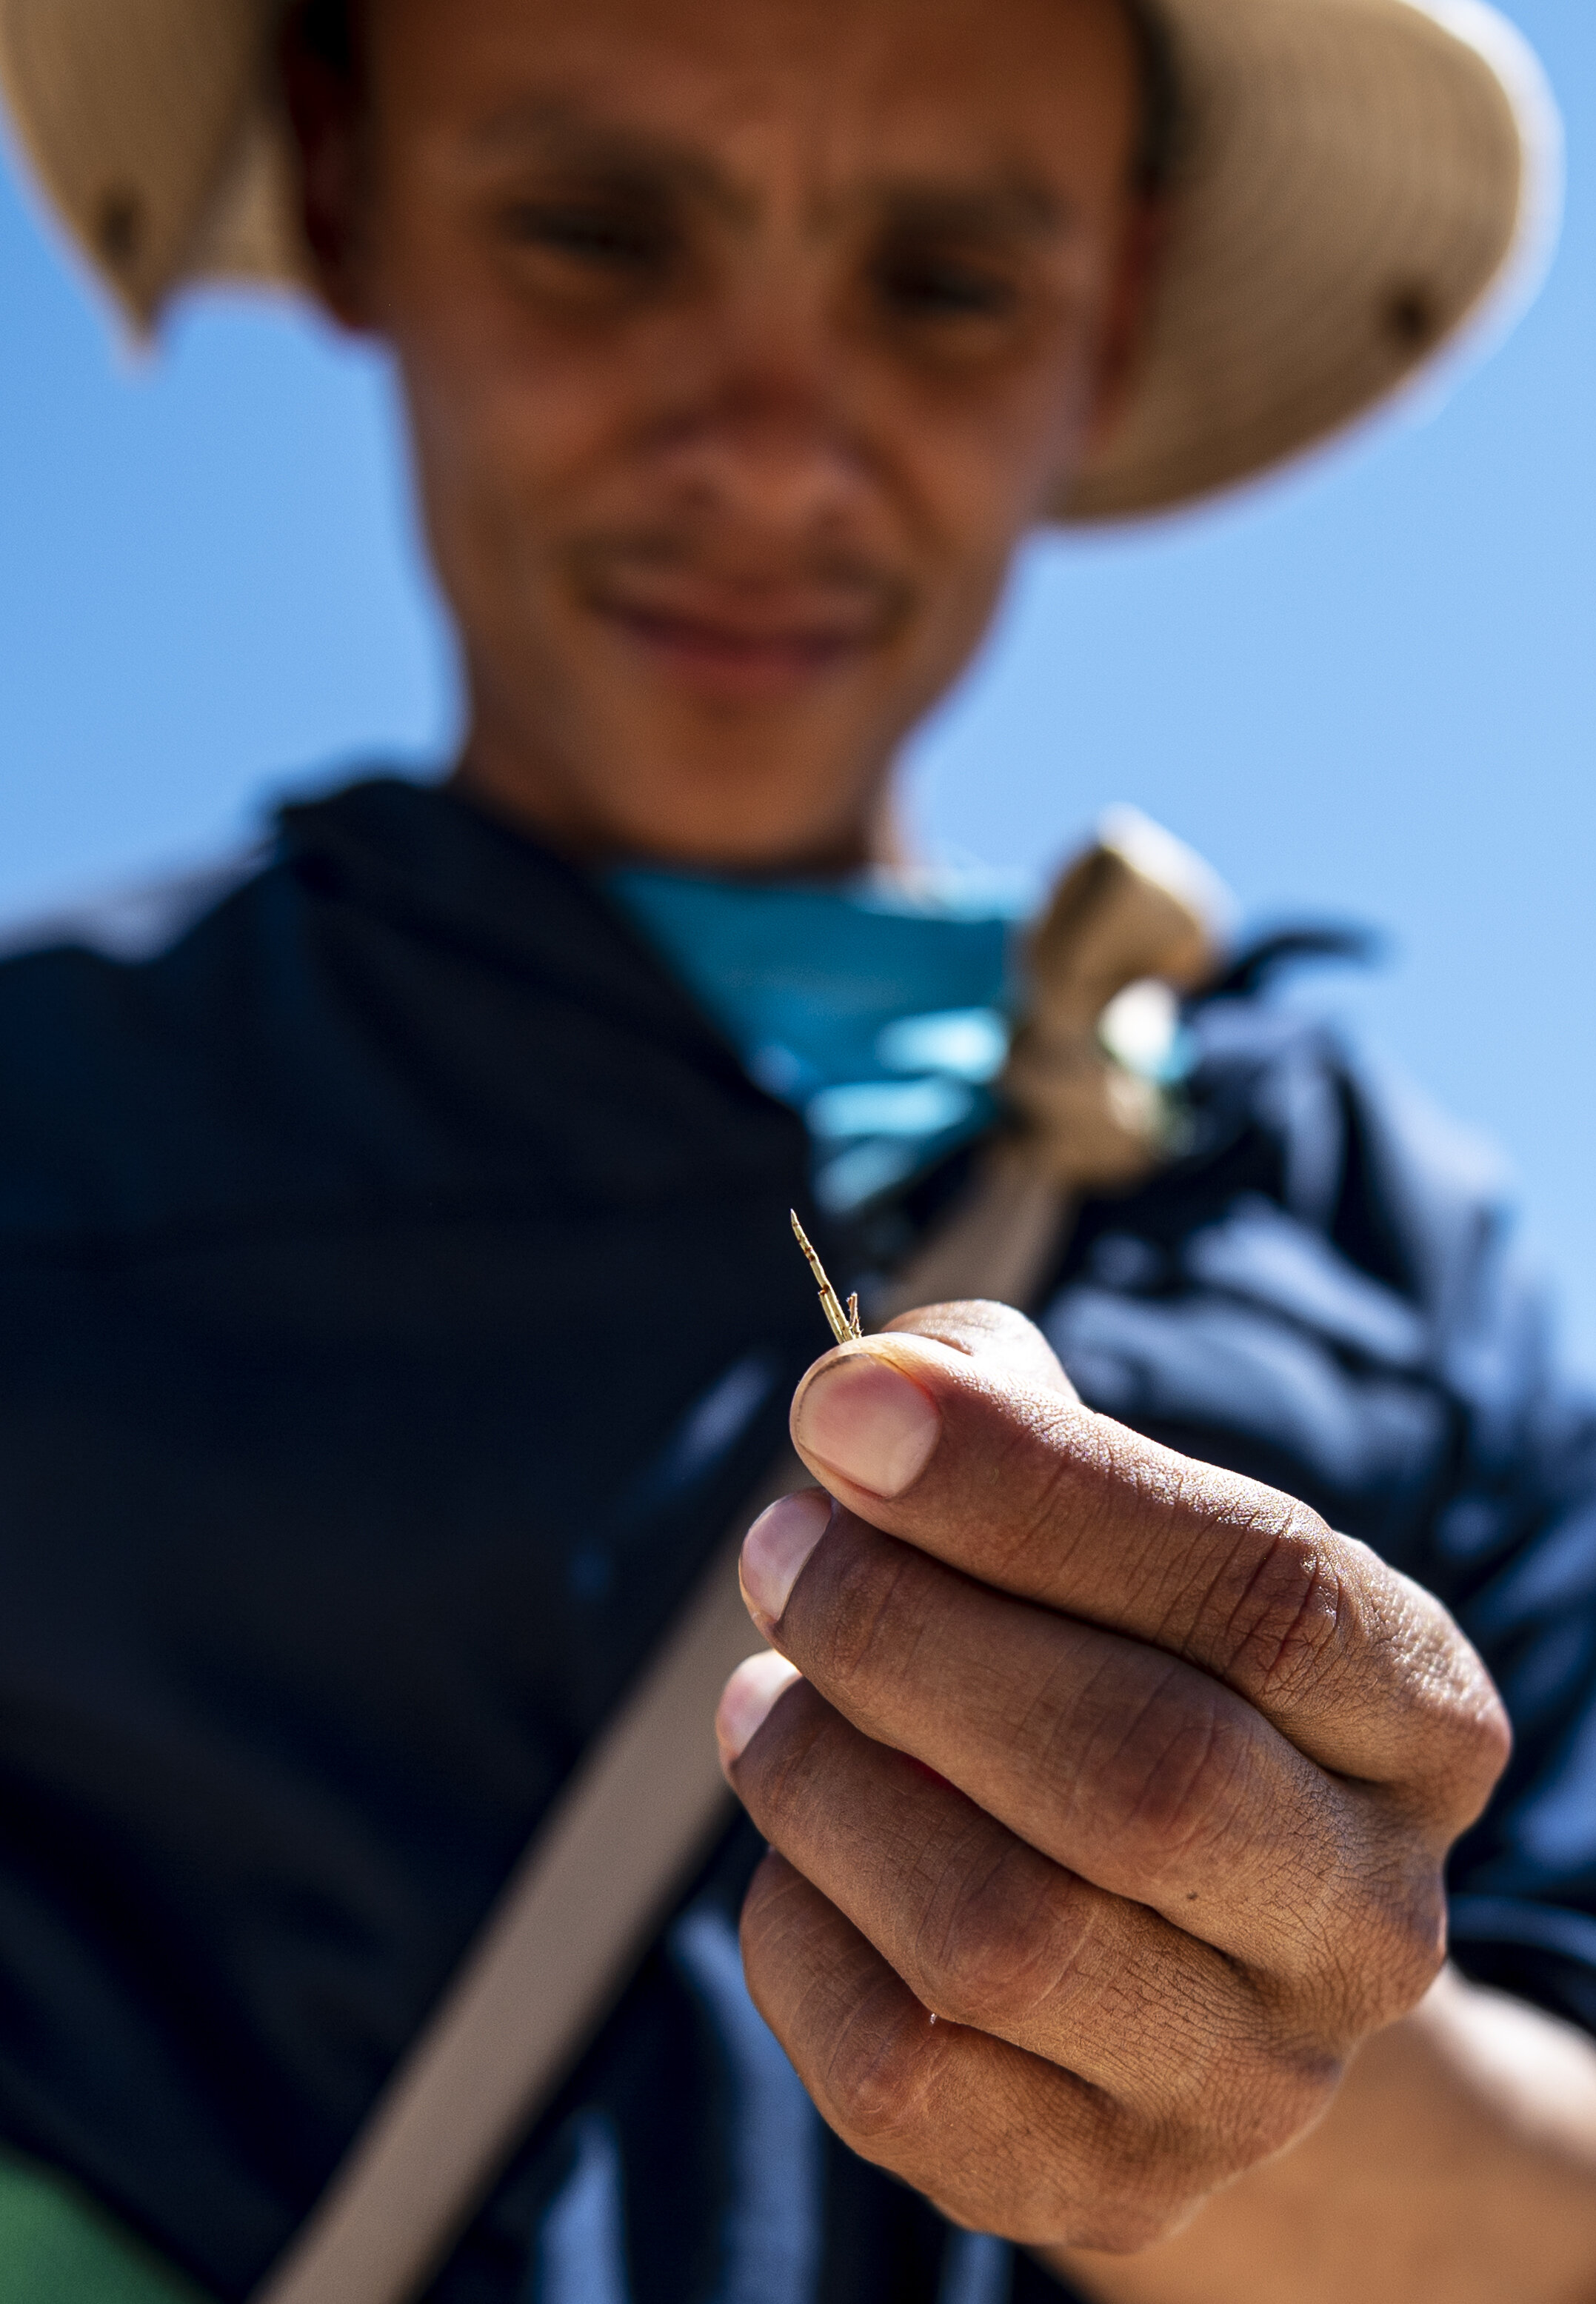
[
  {"xmin": 461, "ymin": 108, "xmax": 1072, "ymax": 239},
  {"xmin": 464, "ymin": 104, "xmax": 752, "ymax": 220}
]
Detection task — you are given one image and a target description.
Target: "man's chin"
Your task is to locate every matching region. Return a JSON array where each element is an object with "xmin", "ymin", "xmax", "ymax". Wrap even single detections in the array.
[{"xmin": 567, "ymin": 731, "xmax": 886, "ymax": 874}]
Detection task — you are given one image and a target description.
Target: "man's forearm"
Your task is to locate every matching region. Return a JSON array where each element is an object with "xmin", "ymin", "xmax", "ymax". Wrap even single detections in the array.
[{"xmin": 1047, "ymin": 1968, "xmax": 1596, "ymax": 2304}]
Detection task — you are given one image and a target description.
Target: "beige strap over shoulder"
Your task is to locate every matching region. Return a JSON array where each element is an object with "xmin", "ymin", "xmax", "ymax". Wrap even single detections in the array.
[
  {"xmin": 251, "ymin": 817, "xmax": 1226, "ymax": 2304},
  {"xmin": 254, "ymin": 1462, "xmax": 798, "ymax": 2304}
]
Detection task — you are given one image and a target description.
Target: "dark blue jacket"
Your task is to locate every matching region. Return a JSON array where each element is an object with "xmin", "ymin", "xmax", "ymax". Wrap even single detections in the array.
[{"xmin": 0, "ymin": 778, "xmax": 1591, "ymax": 2304}]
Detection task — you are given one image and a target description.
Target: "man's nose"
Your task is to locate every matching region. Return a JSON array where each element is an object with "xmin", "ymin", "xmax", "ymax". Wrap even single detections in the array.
[{"xmin": 648, "ymin": 319, "xmax": 869, "ymax": 535}]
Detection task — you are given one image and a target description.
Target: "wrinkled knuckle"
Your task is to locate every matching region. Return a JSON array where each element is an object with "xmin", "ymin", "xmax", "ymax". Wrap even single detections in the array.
[
  {"xmin": 912, "ymin": 2068, "xmax": 1099, "ymax": 2245},
  {"xmin": 1092, "ymin": 1689, "xmax": 1250, "ymax": 1873},
  {"xmin": 821, "ymin": 1998, "xmax": 938, "ymax": 2148},
  {"xmin": 1367, "ymin": 1583, "xmax": 1512, "ymax": 1820},
  {"xmin": 1131, "ymin": 2054, "xmax": 1332, "ymax": 2222},
  {"xmin": 804, "ymin": 1537, "xmax": 914, "ymax": 1697},
  {"xmin": 1345, "ymin": 1868, "xmax": 1449, "ymax": 2026},
  {"xmin": 1061, "ymin": 2126, "xmax": 1213, "ymax": 2256},
  {"xmin": 1060, "ymin": 2027, "xmax": 1344, "ymax": 2257},
  {"xmin": 1220, "ymin": 1510, "xmax": 1349, "ymax": 1706},
  {"xmin": 924, "ymin": 1862, "xmax": 1088, "ymax": 2032},
  {"xmin": 1151, "ymin": 2076, "xmax": 1261, "ymax": 2180},
  {"xmin": 1218, "ymin": 2040, "xmax": 1340, "ymax": 2165},
  {"xmin": 1263, "ymin": 1840, "xmax": 1447, "ymax": 2038},
  {"xmin": 740, "ymin": 1683, "xmax": 830, "ymax": 1836},
  {"xmin": 1435, "ymin": 1668, "xmax": 1512, "ymax": 1814}
]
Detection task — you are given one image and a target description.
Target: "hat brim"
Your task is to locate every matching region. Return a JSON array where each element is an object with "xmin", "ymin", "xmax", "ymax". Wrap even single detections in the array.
[
  {"xmin": 1064, "ymin": 0, "xmax": 1560, "ymax": 518},
  {"xmin": 0, "ymin": 0, "xmax": 1560, "ymax": 523}
]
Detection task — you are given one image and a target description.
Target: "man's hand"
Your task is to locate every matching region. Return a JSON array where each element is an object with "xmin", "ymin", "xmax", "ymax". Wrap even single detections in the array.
[
  {"xmin": 1052, "ymin": 1966, "xmax": 1596, "ymax": 2303},
  {"xmin": 714, "ymin": 1303, "xmax": 1511, "ymax": 2251}
]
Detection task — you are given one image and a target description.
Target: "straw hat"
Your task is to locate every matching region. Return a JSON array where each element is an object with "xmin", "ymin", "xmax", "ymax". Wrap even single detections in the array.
[{"xmin": 0, "ymin": 0, "xmax": 1560, "ymax": 520}]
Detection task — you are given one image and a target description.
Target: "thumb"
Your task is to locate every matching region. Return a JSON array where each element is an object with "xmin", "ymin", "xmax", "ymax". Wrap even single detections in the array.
[{"xmin": 881, "ymin": 1297, "xmax": 1078, "ymax": 1403}]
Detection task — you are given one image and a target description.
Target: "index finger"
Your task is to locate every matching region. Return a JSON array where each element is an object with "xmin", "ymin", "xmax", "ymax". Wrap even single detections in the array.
[{"xmin": 786, "ymin": 1303, "xmax": 1505, "ymax": 1807}]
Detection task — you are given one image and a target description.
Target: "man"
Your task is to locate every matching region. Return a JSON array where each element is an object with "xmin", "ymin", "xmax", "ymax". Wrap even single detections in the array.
[{"xmin": 0, "ymin": 0, "xmax": 1592, "ymax": 2300}]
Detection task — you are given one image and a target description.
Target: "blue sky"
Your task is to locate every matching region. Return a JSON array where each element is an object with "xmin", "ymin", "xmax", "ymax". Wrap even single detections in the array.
[{"xmin": 1, "ymin": 0, "xmax": 1595, "ymax": 1358}]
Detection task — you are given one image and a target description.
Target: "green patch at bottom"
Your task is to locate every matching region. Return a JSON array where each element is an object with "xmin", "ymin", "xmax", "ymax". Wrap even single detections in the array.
[{"xmin": 0, "ymin": 2151, "xmax": 210, "ymax": 2304}]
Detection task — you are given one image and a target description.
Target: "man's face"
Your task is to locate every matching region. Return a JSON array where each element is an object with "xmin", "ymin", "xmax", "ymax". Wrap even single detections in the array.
[{"xmin": 296, "ymin": 0, "xmax": 1149, "ymax": 869}]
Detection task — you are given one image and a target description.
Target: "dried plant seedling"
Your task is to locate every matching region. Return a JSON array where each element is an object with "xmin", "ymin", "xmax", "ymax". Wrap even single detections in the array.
[{"xmin": 790, "ymin": 1212, "xmax": 863, "ymax": 1346}]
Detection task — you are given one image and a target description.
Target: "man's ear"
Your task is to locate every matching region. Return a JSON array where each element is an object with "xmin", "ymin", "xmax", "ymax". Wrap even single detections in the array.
[
  {"xmin": 277, "ymin": 4, "xmax": 377, "ymax": 333},
  {"xmin": 1079, "ymin": 195, "xmax": 1168, "ymax": 464}
]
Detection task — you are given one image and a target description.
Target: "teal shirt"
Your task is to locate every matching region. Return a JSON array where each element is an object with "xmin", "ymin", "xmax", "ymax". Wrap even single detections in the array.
[{"xmin": 605, "ymin": 864, "xmax": 1029, "ymax": 1212}]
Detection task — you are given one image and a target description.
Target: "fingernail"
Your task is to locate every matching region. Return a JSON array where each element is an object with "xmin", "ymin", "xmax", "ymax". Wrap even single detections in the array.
[
  {"xmin": 792, "ymin": 1355, "xmax": 941, "ymax": 1498},
  {"xmin": 740, "ymin": 1489, "xmax": 834, "ymax": 1626},
  {"xmin": 717, "ymin": 1650, "xmax": 802, "ymax": 1766}
]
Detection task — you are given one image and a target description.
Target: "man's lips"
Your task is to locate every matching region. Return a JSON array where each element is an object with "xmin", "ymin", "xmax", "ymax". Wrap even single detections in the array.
[
  {"xmin": 609, "ymin": 604, "xmax": 866, "ymax": 667},
  {"xmin": 583, "ymin": 579, "xmax": 901, "ymax": 695}
]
